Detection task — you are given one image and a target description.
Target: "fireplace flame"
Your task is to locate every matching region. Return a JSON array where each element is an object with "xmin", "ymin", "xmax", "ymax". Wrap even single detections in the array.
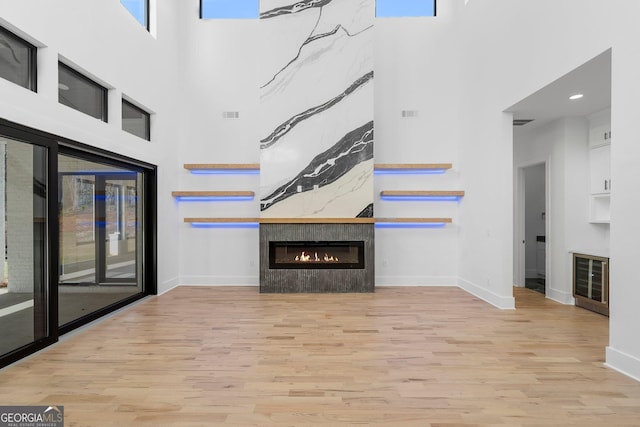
[{"xmin": 293, "ymin": 251, "xmax": 339, "ymax": 262}]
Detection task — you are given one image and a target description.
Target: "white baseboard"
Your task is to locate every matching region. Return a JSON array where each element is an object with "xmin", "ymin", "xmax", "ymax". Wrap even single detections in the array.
[
  {"xmin": 457, "ymin": 277, "xmax": 515, "ymax": 309},
  {"xmin": 605, "ymin": 346, "xmax": 640, "ymax": 382},
  {"xmin": 375, "ymin": 276, "xmax": 458, "ymax": 286},
  {"xmin": 546, "ymin": 287, "xmax": 575, "ymax": 305},
  {"xmin": 179, "ymin": 276, "xmax": 259, "ymax": 286},
  {"xmin": 157, "ymin": 276, "xmax": 180, "ymax": 296}
]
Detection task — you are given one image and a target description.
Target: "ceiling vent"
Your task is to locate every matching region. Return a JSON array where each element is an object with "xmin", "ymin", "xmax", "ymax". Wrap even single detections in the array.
[
  {"xmin": 401, "ymin": 110, "xmax": 419, "ymax": 118},
  {"xmin": 222, "ymin": 111, "xmax": 240, "ymax": 119},
  {"xmin": 513, "ymin": 119, "xmax": 534, "ymax": 126}
]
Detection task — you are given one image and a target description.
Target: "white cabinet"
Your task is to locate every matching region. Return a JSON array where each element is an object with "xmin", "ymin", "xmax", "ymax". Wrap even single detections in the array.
[
  {"xmin": 589, "ymin": 144, "xmax": 611, "ymax": 194},
  {"xmin": 589, "ymin": 125, "xmax": 611, "ymax": 148},
  {"xmin": 588, "ymin": 108, "xmax": 612, "ymax": 148},
  {"xmin": 587, "ymin": 108, "xmax": 611, "ymax": 223}
]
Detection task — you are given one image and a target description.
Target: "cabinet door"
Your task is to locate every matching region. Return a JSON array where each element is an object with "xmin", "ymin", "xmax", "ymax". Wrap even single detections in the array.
[
  {"xmin": 589, "ymin": 144, "xmax": 611, "ymax": 194},
  {"xmin": 574, "ymin": 257, "xmax": 591, "ymax": 298},
  {"xmin": 589, "ymin": 124, "xmax": 611, "ymax": 147}
]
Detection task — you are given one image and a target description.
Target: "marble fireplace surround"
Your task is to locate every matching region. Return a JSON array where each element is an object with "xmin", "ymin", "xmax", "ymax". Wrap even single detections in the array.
[{"xmin": 259, "ymin": 220, "xmax": 375, "ymax": 293}]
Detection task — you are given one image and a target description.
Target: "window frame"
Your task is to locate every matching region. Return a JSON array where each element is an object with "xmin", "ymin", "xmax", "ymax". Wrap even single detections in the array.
[
  {"xmin": 121, "ymin": 0, "xmax": 150, "ymax": 31},
  {"xmin": 0, "ymin": 25, "xmax": 38, "ymax": 92},
  {"xmin": 58, "ymin": 62, "xmax": 109, "ymax": 123},
  {"xmin": 122, "ymin": 98, "xmax": 151, "ymax": 141}
]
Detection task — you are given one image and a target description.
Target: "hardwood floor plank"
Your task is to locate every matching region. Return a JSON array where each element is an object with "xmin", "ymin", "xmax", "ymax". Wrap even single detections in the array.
[{"xmin": 1, "ymin": 286, "xmax": 639, "ymax": 426}]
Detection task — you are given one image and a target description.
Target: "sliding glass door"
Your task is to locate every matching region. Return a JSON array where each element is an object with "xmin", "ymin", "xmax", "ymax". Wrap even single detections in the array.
[
  {"xmin": 58, "ymin": 154, "xmax": 145, "ymax": 326},
  {"xmin": 0, "ymin": 118, "xmax": 156, "ymax": 368},
  {"xmin": 0, "ymin": 135, "xmax": 49, "ymax": 358}
]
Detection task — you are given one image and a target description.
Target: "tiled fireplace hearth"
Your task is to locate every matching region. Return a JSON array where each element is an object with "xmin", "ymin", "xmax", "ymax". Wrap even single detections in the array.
[{"xmin": 259, "ymin": 222, "xmax": 374, "ymax": 293}]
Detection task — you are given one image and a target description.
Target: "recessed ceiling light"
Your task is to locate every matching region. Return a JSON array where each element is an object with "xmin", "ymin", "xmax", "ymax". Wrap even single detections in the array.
[
  {"xmin": 569, "ymin": 94, "xmax": 584, "ymax": 100},
  {"xmin": 58, "ymin": 83, "xmax": 69, "ymax": 91}
]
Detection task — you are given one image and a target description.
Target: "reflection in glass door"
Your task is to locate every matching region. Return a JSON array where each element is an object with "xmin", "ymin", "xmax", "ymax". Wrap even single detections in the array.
[
  {"xmin": 58, "ymin": 154, "xmax": 144, "ymax": 326},
  {"xmin": 59, "ymin": 173, "xmax": 96, "ymax": 284},
  {"xmin": 102, "ymin": 175, "xmax": 138, "ymax": 282}
]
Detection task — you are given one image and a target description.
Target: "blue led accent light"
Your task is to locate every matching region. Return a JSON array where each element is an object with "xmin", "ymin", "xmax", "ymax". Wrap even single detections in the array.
[
  {"xmin": 175, "ymin": 196, "xmax": 254, "ymax": 202},
  {"xmin": 380, "ymin": 195, "xmax": 462, "ymax": 202},
  {"xmin": 375, "ymin": 222, "xmax": 447, "ymax": 229},
  {"xmin": 190, "ymin": 222, "xmax": 259, "ymax": 229},
  {"xmin": 374, "ymin": 169, "xmax": 447, "ymax": 175},
  {"xmin": 190, "ymin": 169, "xmax": 260, "ymax": 175}
]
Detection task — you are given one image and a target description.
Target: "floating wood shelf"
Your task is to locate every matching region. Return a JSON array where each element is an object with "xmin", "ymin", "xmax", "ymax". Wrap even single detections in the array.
[
  {"xmin": 172, "ymin": 191, "xmax": 255, "ymax": 197},
  {"xmin": 259, "ymin": 218, "xmax": 375, "ymax": 224},
  {"xmin": 375, "ymin": 218, "xmax": 452, "ymax": 223},
  {"xmin": 184, "ymin": 163, "xmax": 260, "ymax": 171},
  {"xmin": 380, "ymin": 190, "xmax": 465, "ymax": 197},
  {"xmin": 374, "ymin": 163, "xmax": 452, "ymax": 171}
]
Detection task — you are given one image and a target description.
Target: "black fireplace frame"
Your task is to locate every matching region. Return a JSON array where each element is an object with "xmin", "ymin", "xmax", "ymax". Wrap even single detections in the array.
[{"xmin": 269, "ymin": 240, "xmax": 365, "ymax": 269}]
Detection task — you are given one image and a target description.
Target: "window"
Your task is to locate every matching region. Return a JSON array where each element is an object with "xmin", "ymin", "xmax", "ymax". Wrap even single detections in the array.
[
  {"xmin": 121, "ymin": 0, "xmax": 149, "ymax": 29},
  {"xmin": 122, "ymin": 99, "xmax": 150, "ymax": 141},
  {"xmin": 0, "ymin": 26, "xmax": 37, "ymax": 91},
  {"xmin": 376, "ymin": 0, "xmax": 436, "ymax": 17},
  {"xmin": 58, "ymin": 62, "xmax": 108, "ymax": 122},
  {"xmin": 200, "ymin": 0, "xmax": 259, "ymax": 19}
]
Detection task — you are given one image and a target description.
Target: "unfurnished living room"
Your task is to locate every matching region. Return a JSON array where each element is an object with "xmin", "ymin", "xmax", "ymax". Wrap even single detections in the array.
[{"xmin": 1, "ymin": 0, "xmax": 640, "ymax": 426}]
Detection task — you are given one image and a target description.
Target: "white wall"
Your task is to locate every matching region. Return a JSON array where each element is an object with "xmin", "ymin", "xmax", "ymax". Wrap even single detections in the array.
[
  {"xmin": 175, "ymin": 2, "xmax": 261, "ymax": 285},
  {"xmin": 374, "ymin": 2, "xmax": 461, "ymax": 286}
]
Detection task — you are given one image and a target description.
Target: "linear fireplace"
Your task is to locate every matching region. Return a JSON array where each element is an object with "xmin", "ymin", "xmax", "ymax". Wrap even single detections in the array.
[
  {"xmin": 260, "ymin": 223, "xmax": 374, "ymax": 293},
  {"xmin": 269, "ymin": 241, "xmax": 365, "ymax": 269}
]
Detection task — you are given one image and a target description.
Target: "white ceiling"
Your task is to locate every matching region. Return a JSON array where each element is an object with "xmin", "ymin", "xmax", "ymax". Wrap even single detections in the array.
[{"xmin": 506, "ymin": 49, "xmax": 611, "ymax": 130}]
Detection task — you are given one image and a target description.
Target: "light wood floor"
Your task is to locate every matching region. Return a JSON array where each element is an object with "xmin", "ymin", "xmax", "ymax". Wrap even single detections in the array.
[{"xmin": 1, "ymin": 286, "xmax": 639, "ymax": 426}]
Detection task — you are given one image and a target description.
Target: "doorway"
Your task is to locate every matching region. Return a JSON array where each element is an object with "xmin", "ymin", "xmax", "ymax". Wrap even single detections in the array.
[{"xmin": 522, "ymin": 163, "xmax": 546, "ymax": 294}]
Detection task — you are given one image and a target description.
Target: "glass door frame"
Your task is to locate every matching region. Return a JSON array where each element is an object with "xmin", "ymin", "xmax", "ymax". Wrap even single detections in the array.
[
  {"xmin": 0, "ymin": 117, "xmax": 157, "ymax": 368},
  {"xmin": 58, "ymin": 170, "xmax": 140, "ymax": 286}
]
